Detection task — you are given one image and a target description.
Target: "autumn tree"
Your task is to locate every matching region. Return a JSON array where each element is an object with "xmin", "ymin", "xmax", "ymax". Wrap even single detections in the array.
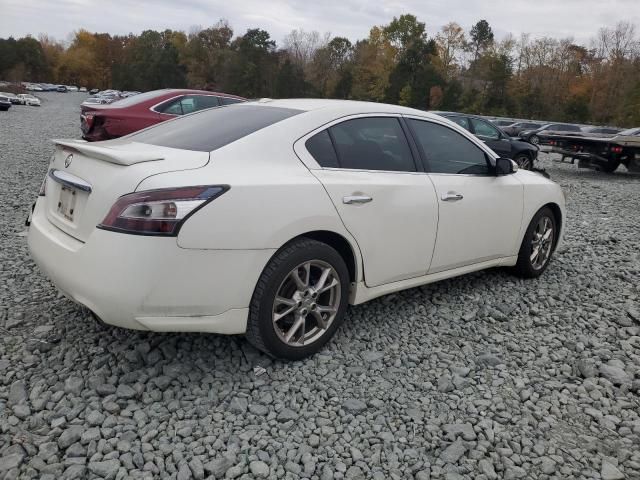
[{"xmin": 435, "ymin": 22, "xmax": 467, "ymax": 80}]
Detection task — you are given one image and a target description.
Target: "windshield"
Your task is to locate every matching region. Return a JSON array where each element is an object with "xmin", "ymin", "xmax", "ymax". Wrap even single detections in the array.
[{"xmin": 123, "ymin": 104, "xmax": 303, "ymax": 152}]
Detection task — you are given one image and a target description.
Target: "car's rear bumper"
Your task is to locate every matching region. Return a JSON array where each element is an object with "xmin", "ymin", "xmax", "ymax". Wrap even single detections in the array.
[{"xmin": 28, "ymin": 198, "xmax": 275, "ymax": 334}]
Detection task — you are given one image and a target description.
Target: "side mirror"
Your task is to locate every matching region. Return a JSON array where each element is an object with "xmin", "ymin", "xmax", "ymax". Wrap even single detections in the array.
[{"xmin": 496, "ymin": 157, "xmax": 518, "ymax": 175}]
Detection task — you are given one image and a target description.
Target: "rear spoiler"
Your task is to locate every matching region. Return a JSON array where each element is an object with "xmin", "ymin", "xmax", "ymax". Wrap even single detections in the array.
[{"xmin": 52, "ymin": 139, "xmax": 165, "ymax": 166}]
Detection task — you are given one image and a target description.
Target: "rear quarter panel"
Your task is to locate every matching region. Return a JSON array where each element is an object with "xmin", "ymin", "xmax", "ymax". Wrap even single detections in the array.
[{"xmin": 137, "ymin": 123, "xmax": 361, "ymax": 258}]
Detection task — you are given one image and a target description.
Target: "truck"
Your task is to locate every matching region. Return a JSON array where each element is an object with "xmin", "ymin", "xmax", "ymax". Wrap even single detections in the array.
[{"xmin": 542, "ymin": 127, "xmax": 640, "ymax": 173}]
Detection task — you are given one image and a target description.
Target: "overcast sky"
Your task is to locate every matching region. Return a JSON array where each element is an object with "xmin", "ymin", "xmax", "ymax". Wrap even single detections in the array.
[{"xmin": 1, "ymin": 0, "xmax": 638, "ymax": 46}]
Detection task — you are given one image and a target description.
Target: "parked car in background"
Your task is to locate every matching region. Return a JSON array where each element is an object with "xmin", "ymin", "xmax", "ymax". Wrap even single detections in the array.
[
  {"xmin": 28, "ymin": 99, "xmax": 565, "ymax": 360},
  {"xmin": 56, "ymin": 85, "xmax": 67, "ymax": 92},
  {"xmin": 501, "ymin": 121, "xmax": 545, "ymax": 137},
  {"xmin": 79, "ymin": 87, "xmax": 88, "ymax": 92},
  {"xmin": 80, "ymin": 88, "xmax": 246, "ymax": 141},
  {"xmin": 581, "ymin": 126, "xmax": 622, "ymax": 135},
  {"xmin": 518, "ymin": 123, "xmax": 581, "ymax": 145},
  {"xmin": 1, "ymin": 92, "xmax": 21, "ymax": 105},
  {"xmin": 17, "ymin": 94, "xmax": 41, "ymax": 106},
  {"xmin": 0, "ymin": 94, "xmax": 11, "ymax": 111},
  {"xmin": 67, "ymin": 86, "xmax": 79, "ymax": 92},
  {"xmin": 433, "ymin": 112, "xmax": 539, "ymax": 169},
  {"xmin": 82, "ymin": 97, "xmax": 111, "ymax": 107},
  {"xmin": 89, "ymin": 88, "xmax": 99, "ymax": 95},
  {"xmin": 93, "ymin": 92, "xmax": 121, "ymax": 103}
]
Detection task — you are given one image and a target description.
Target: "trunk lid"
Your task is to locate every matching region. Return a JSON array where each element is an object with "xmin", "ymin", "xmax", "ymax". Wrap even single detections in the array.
[{"xmin": 44, "ymin": 139, "xmax": 210, "ymax": 242}]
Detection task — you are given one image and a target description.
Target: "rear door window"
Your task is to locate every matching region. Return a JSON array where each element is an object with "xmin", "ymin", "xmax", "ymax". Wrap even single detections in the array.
[
  {"xmin": 190, "ymin": 95, "xmax": 221, "ymax": 111},
  {"xmin": 156, "ymin": 95, "xmax": 221, "ymax": 115},
  {"xmin": 157, "ymin": 97, "xmax": 185, "ymax": 115},
  {"xmin": 328, "ymin": 117, "xmax": 416, "ymax": 172},
  {"xmin": 305, "ymin": 130, "xmax": 339, "ymax": 168}
]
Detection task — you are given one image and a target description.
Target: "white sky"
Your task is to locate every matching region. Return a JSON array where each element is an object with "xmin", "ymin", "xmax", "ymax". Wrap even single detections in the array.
[{"xmin": 1, "ymin": 0, "xmax": 638, "ymax": 46}]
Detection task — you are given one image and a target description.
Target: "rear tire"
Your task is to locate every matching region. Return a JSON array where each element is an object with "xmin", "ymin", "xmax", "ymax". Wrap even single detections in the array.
[
  {"xmin": 529, "ymin": 135, "xmax": 540, "ymax": 145},
  {"xmin": 246, "ymin": 238, "xmax": 350, "ymax": 360},
  {"xmin": 512, "ymin": 207, "xmax": 557, "ymax": 278}
]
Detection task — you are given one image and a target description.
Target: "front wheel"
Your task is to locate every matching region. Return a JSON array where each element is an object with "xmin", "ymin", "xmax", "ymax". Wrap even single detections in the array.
[
  {"xmin": 529, "ymin": 135, "xmax": 540, "ymax": 145},
  {"xmin": 514, "ymin": 153, "xmax": 533, "ymax": 170},
  {"xmin": 512, "ymin": 207, "xmax": 557, "ymax": 278},
  {"xmin": 246, "ymin": 238, "xmax": 350, "ymax": 360}
]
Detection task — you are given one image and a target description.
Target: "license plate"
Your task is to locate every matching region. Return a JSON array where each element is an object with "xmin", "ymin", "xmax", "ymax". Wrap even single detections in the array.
[{"xmin": 58, "ymin": 186, "xmax": 77, "ymax": 222}]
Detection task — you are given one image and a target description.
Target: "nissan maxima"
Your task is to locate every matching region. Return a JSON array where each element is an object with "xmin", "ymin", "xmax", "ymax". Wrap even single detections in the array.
[{"xmin": 28, "ymin": 99, "xmax": 565, "ymax": 360}]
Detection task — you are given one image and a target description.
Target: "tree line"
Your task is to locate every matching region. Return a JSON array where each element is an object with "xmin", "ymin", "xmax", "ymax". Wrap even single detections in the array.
[{"xmin": 1, "ymin": 16, "xmax": 639, "ymax": 126}]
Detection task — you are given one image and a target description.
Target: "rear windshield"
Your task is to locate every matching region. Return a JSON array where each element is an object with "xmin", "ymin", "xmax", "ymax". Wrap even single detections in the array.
[{"xmin": 127, "ymin": 104, "xmax": 303, "ymax": 151}]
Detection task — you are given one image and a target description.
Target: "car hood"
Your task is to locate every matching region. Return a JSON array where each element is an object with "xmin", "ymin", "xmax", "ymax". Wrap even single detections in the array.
[{"xmin": 510, "ymin": 138, "xmax": 539, "ymax": 150}]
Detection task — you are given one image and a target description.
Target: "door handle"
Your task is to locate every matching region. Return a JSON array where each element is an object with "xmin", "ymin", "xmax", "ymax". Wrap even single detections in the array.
[
  {"xmin": 441, "ymin": 192, "xmax": 464, "ymax": 201},
  {"xmin": 343, "ymin": 195, "xmax": 373, "ymax": 205}
]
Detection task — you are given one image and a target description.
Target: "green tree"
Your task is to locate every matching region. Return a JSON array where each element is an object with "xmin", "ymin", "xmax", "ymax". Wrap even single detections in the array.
[{"xmin": 470, "ymin": 19, "xmax": 494, "ymax": 60}]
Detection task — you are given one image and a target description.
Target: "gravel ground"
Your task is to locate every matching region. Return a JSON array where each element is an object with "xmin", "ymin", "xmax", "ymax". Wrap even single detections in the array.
[{"xmin": 1, "ymin": 93, "xmax": 639, "ymax": 480}]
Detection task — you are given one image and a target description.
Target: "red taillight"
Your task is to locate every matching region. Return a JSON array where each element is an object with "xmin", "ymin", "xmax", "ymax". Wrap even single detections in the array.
[
  {"xmin": 98, "ymin": 185, "xmax": 228, "ymax": 236},
  {"xmin": 611, "ymin": 146, "xmax": 623, "ymax": 154}
]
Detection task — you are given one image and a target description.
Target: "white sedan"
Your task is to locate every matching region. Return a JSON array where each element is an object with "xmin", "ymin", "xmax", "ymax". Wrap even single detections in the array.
[
  {"xmin": 28, "ymin": 100, "xmax": 565, "ymax": 359},
  {"xmin": 17, "ymin": 94, "xmax": 41, "ymax": 106}
]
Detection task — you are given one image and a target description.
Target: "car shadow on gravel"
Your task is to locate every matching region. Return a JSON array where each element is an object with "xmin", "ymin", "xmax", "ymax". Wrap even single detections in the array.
[{"xmin": 28, "ymin": 262, "xmax": 547, "ymax": 369}]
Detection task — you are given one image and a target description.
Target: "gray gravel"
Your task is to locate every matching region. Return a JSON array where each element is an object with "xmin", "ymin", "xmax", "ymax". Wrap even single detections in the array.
[{"xmin": 1, "ymin": 94, "xmax": 639, "ymax": 479}]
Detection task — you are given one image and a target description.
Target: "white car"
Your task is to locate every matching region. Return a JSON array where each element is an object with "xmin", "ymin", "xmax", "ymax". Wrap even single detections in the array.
[
  {"xmin": 17, "ymin": 94, "xmax": 41, "ymax": 106},
  {"xmin": 28, "ymin": 100, "xmax": 565, "ymax": 359}
]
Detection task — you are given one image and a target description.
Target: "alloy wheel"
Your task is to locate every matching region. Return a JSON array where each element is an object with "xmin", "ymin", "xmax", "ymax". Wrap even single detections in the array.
[
  {"xmin": 272, "ymin": 260, "xmax": 341, "ymax": 347},
  {"xmin": 530, "ymin": 216, "xmax": 554, "ymax": 270},
  {"xmin": 515, "ymin": 155, "xmax": 532, "ymax": 170}
]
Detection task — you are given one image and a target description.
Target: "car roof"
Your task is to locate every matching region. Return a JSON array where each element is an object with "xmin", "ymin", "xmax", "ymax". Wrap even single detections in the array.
[
  {"xmin": 250, "ymin": 98, "xmax": 445, "ymax": 119},
  {"xmin": 148, "ymin": 88, "xmax": 245, "ymax": 99}
]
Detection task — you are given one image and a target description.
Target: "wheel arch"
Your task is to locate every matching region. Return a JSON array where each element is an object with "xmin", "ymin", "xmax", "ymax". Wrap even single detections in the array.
[
  {"xmin": 291, "ymin": 230, "xmax": 360, "ymax": 284},
  {"xmin": 542, "ymin": 202, "xmax": 563, "ymax": 250}
]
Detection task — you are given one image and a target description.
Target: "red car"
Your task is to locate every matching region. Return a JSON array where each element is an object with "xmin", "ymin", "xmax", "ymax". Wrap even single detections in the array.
[{"xmin": 80, "ymin": 89, "xmax": 246, "ymax": 141}]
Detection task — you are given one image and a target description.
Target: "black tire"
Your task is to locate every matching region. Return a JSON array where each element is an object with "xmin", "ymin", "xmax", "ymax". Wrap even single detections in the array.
[
  {"xmin": 246, "ymin": 238, "xmax": 350, "ymax": 360},
  {"xmin": 529, "ymin": 134, "xmax": 540, "ymax": 145},
  {"xmin": 598, "ymin": 160, "xmax": 621, "ymax": 173},
  {"xmin": 512, "ymin": 207, "xmax": 557, "ymax": 278},
  {"xmin": 514, "ymin": 153, "xmax": 533, "ymax": 170}
]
